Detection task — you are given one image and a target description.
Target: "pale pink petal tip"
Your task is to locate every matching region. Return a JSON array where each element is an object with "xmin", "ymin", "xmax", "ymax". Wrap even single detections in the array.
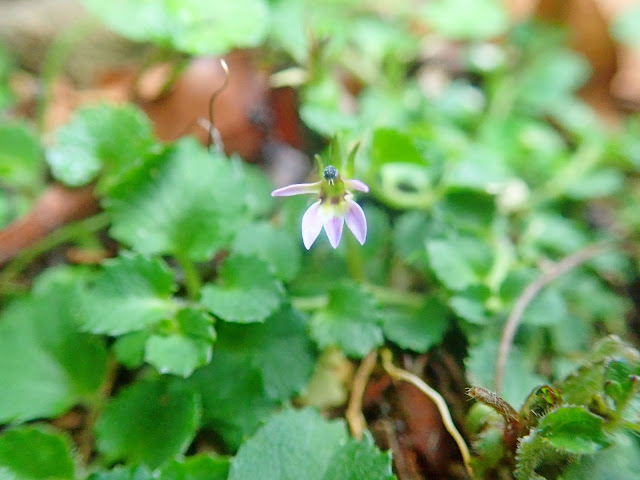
[
  {"xmin": 345, "ymin": 179, "xmax": 369, "ymax": 193},
  {"xmin": 324, "ymin": 216, "xmax": 344, "ymax": 249},
  {"xmin": 271, "ymin": 182, "xmax": 321, "ymax": 197},
  {"xmin": 301, "ymin": 201, "xmax": 323, "ymax": 250},
  {"xmin": 345, "ymin": 200, "xmax": 367, "ymax": 245}
]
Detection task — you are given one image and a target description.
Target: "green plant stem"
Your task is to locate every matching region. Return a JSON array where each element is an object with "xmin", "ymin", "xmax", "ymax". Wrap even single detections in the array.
[
  {"xmin": 346, "ymin": 235, "xmax": 365, "ymax": 282},
  {"xmin": 176, "ymin": 254, "xmax": 201, "ymax": 300},
  {"xmin": 364, "ymin": 283, "xmax": 424, "ymax": 308},
  {"xmin": 291, "ymin": 284, "xmax": 423, "ymax": 311},
  {"xmin": 0, "ymin": 212, "xmax": 111, "ymax": 289}
]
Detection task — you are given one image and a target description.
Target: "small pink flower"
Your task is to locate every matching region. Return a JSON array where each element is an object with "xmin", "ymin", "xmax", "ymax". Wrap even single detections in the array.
[{"xmin": 272, "ymin": 166, "xmax": 369, "ymax": 249}]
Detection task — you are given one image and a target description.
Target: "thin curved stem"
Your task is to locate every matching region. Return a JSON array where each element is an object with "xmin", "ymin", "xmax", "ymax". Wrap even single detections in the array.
[
  {"xmin": 381, "ymin": 349, "xmax": 473, "ymax": 478},
  {"xmin": 494, "ymin": 242, "xmax": 612, "ymax": 395},
  {"xmin": 346, "ymin": 350, "xmax": 377, "ymax": 440}
]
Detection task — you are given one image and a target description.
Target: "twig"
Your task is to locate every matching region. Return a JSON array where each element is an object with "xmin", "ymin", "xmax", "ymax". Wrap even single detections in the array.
[
  {"xmin": 381, "ymin": 349, "xmax": 473, "ymax": 478},
  {"xmin": 346, "ymin": 350, "xmax": 378, "ymax": 440},
  {"xmin": 494, "ymin": 242, "xmax": 611, "ymax": 395}
]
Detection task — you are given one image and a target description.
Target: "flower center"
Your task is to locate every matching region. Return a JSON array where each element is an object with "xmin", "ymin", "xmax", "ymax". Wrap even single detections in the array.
[{"xmin": 323, "ymin": 165, "xmax": 338, "ymax": 181}]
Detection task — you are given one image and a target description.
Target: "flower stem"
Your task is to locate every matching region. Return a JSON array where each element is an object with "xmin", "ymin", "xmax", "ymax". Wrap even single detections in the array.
[
  {"xmin": 175, "ymin": 253, "xmax": 201, "ymax": 300},
  {"xmin": 291, "ymin": 284, "xmax": 423, "ymax": 311}
]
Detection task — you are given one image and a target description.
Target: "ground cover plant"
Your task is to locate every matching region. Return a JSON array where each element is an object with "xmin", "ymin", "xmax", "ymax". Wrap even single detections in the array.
[{"xmin": 0, "ymin": 0, "xmax": 639, "ymax": 479}]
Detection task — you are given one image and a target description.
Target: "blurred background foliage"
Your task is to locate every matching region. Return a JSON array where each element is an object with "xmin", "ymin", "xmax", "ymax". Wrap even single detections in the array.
[{"xmin": 0, "ymin": 0, "xmax": 639, "ymax": 479}]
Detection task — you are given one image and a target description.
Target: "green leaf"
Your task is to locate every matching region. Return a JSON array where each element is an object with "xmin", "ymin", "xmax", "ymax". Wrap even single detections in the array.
[
  {"xmin": 88, "ymin": 465, "xmax": 153, "ymax": 480},
  {"xmin": 564, "ymin": 169, "xmax": 624, "ymax": 199},
  {"xmin": 160, "ymin": 454, "xmax": 230, "ymax": 480},
  {"xmin": 426, "ymin": 235, "xmax": 493, "ymax": 291},
  {"xmin": 466, "ymin": 339, "xmax": 546, "ymax": 409},
  {"xmin": 113, "ymin": 330, "xmax": 151, "ymax": 369},
  {"xmin": 611, "ymin": 6, "xmax": 640, "ymax": 48},
  {"xmin": 371, "ymin": 128, "xmax": 424, "ymax": 167},
  {"xmin": 449, "ymin": 286, "xmax": 491, "ymax": 325},
  {"xmin": 421, "ymin": 0, "xmax": 509, "ymax": 40},
  {"xmin": 82, "ymin": 0, "xmax": 269, "ymax": 55},
  {"xmin": 0, "ymin": 273, "xmax": 107, "ymax": 423},
  {"xmin": 321, "ymin": 438, "xmax": 395, "ymax": 480},
  {"xmin": 228, "ymin": 408, "xmax": 345, "ymax": 480},
  {"xmin": 311, "ymin": 281, "xmax": 383, "ymax": 357},
  {"xmin": 81, "ymin": 253, "xmax": 176, "ymax": 335},
  {"xmin": 0, "ymin": 426, "xmax": 75, "ymax": 480},
  {"xmin": 105, "ymin": 138, "xmax": 251, "ymax": 261},
  {"xmin": 516, "ymin": 50, "xmax": 591, "ymax": 112},
  {"xmin": 382, "ymin": 298, "xmax": 450, "ymax": 352},
  {"xmin": 561, "ymin": 432, "xmax": 640, "ymax": 480},
  {"xmin": 536, "ymin": 406, "xmax": 610, "ymax": 454},
  {"xmin": 47, "ymin": 104, "xmax": 155, "ymax": 190},
  {"xmin": 522, "ymin": 287, "xmax": 568, "ymax": 326},
  {"xmin": 232, "ymin": 222, "xmax": 301, "ymax": 281},
  {"xmin": 392, "ymin": 211, "xmax": 433, "ymax": 269},
  {"xmin": 95, "ymin": 377, "xmax": 200, "ymax": 468},
  {"xmin": 228, "ymin": 408, "xmax": 394, "ymax": 480},
  {"xmin": 189, "ymin": 305, "xmax": 316, "ymax": 449},
  {"xmin": 145, "ymin": 308, "xmax": 215, "ymax": 377},
  {"xmin": 0, "ymin": 121, "xmax": 43, "ymax": 191},
  {"xmin": 603, "ymin": 359, "xmax": 639, "ymax": 408},
  {"xmin": 201, "ymin": 254, "xmax": 284, "ymax": 323}
]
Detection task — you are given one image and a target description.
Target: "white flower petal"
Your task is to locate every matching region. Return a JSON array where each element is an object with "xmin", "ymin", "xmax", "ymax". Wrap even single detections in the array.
[
  {"xmin": 323, "ymin": 215, "xmax": 344, "ymax": 249},
  {"xmin": 301, "ymin": 201, "xmax": 323, "ymax": 249},
  {"xmin": 271, "ymin": 182, "xmax": 321, "ymax": 197},
  {"xmin": 345, "ymin": 200, "xmax": 367, "ymax": 245},
  {"xmin": 345, "ymin": 179, "xmax": 369, "ymax": 193}
]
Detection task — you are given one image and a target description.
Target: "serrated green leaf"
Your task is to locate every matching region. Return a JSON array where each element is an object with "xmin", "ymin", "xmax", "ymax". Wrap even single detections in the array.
[
  {"xmin": 382, "ymin": 298, "xmax": 449, "ymax": 352},
  {"xmin": 144, "ymin": 308, "xmax": 215, "ymax": 377},
  {"xmin": 0, "ymin": 122, "xmax": 43, "ymax": 190},
  {"xmin": 113, "ymin": 330, "xmax": 150, "ymax": 369},
  {"xmin": 81, "ymin": 253, "xmax": 176, "ymax": 335},
  {"xmin": 564, "ymin": 169, "xmax": 624, "ymax": 199},
  {"xmin": 311, "ymin": 281, "xmax": 383, "ymax": 357},
  {"xmin": 160, "ymin": 455, "xmax": 230, "ymax": 480},
  {"xmin": 201, "ymin": 254, "xmax": 283, "ymax": 323},
  {"xmin": 232, "ymin": 222, "xmax": 301, "ymax": 281},
  {"xmin": 82, "ymin": 0, "xmax": 268, "ymax": 55},
  {"xmin": 321, "ymin": 438, "xmax": 395, "ymax": 480},
  {"xmin": 88, "ymin": 465, "xmax": 153, "ymax": 480},
  {"xmin": 0, "ymin": 426, "xmax": 75, "ymax": 480},
  {"xmin": 95, "ymin": 377, "xmax": 200, "ymax": 468},
  {"xmin": 536, "ymin": 406, "xmax": 610, "ymax": 454},
  {"xmin": 610, "ymin": 6, "xmax": 640, "ymax": 48},
  {"xmin": 421, "ymin": 0, "xmax": 509, "ymax": 40},
  {"xmin": 371, "ymin": 128, "xmax": 424, "ymax": 167},
  {"xmin": 426, "ymin": 235, "xmax": 493, "ymax": 291},
  {"xmin": 450, "ymin": 286, "xmax": 491, "ymax": 324},
  {"xmin": 0, "ymin": 274, "xmax": 107, "ymax": 423},
  {"xmin": 228, "ymin": 408, "xmax": 345, "ymax": 480},
  {"xmin": 392, "ymin": 211, "xmax": 432, "ymax": 269},
  {"xmin": 47, "ymin": 104, "xmax": 154, "ymax": 190},
  {"xmin": 560, "ymin": 432, "xmax": 640, "ymax": 480},
  {"xmin": 229, "ymin": 408, "xmax": 394, "ymax": 480},
  {"xmin": 105, "ymin": 138, "xmax": 251, "ymax": 261},
  {"xmin": 145, "ymin": 335, "xmax": 211, "ymax": 377},
  {"xmin": 189, "ymin": 305, "xmax": 316, "ymax": 449},
  {"xmin": 522, "ymin": 287, "xmax": 568, "ymax": 326}
]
